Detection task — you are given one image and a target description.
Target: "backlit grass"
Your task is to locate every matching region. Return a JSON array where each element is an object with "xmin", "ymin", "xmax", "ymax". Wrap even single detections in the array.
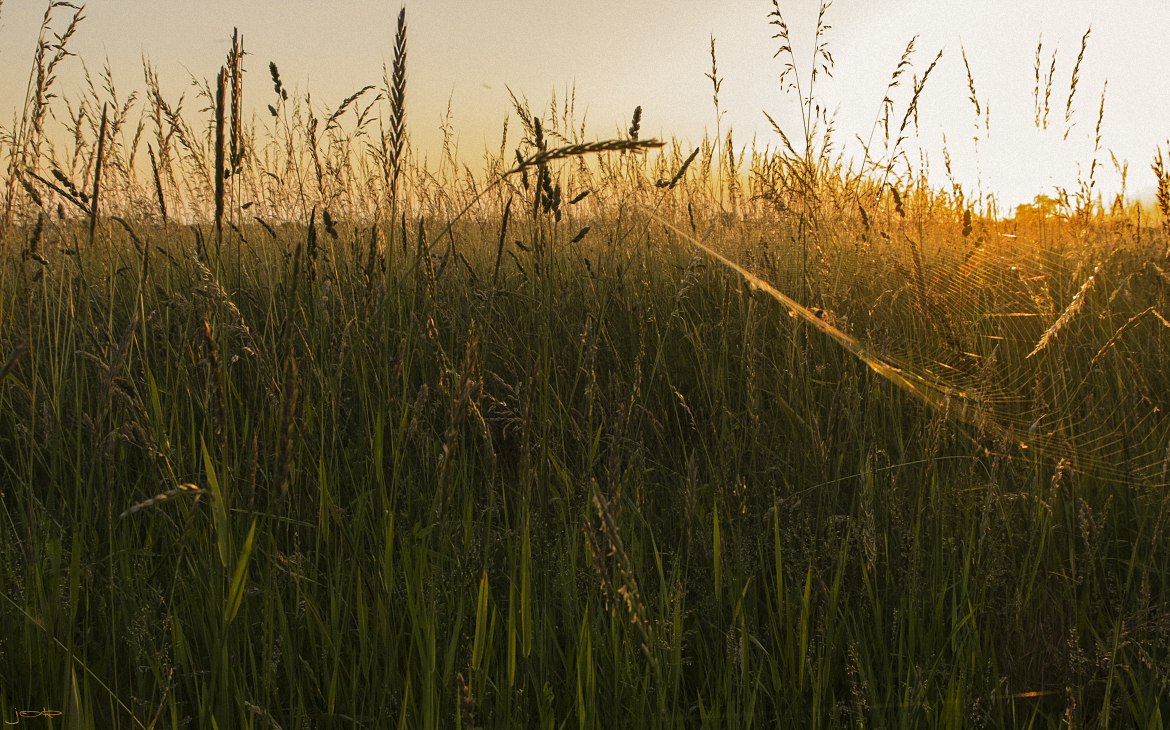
[{"xmin": 1, "ymin": 4, "xmax": 1169, "ymax": 728}]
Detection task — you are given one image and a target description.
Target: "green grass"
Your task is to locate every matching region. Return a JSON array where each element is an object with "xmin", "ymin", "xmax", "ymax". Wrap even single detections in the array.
[
  {"xmin": 1, "ymin": 4, "xmax": 1169, "ymax": 729},
  {"xmin": 1, "ymin": 202, "xmax": 1167, "ymax": 729}
]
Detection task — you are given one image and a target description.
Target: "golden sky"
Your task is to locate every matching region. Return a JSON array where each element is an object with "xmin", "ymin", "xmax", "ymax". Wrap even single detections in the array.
[{"xmin": 2, "ymin": 0, "xmax": 1167, "ymax": 210}]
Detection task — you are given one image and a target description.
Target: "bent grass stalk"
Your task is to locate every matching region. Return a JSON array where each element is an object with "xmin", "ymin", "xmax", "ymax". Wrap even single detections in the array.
[
  {"xmin": 651, "ymin": 211, "xmax": 1012, "ymax": 446},
  {"xmin": 396, "ymin": 137, "xmax": 663, "ymax": 287}
]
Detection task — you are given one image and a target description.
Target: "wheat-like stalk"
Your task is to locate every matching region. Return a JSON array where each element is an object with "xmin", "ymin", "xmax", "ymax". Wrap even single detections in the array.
[
  {"xmin": 228, "ymin": 28, "xmax": 243, "ymax": 170},
  {"xmin": 148, "ymin": 145, "xmax": 167, "ymax": 223},
  {"xmin": 1063, "ymin": 25, "xmax": 1091, "ymax": 139},
  {"xmin": 1088, "ymin": 306, "xmax": 1158, "ymax": 371},
  {"xmin": 492, "ymin": 195, "xmax": 512, "ymax": 285},
  {"xmin": 120, "ymin": 483, "xmax": 207, "ymax": 519},
  {"xmin": 1041, "ymin": 44, "xmax": 1057, "ymax": 129},
  {"xmin": 88, "ymin": 103, "xmax": 108, "ymax": 250},
  {"xmin": 214, "ymin": 67, "xmax": 227, "ymax": 246},
  {"xmin": 652, "ymin": 211, "xmax": 999, "ymax": 441},
  {"xmin": 856, "ymin": 35, "xmax": 916, "ymax": 166},
  {"xmin": 891, "ymin": 49, "xmax": 944, "ymax": 158},
  {"xmin": 1151, "ymin": 146, "xmax": 1169, "ymax": 232},
  {"xmin": 385, "ymin": 7, "xmax": 407, "ymax": 210},
  {"xmin": 3, "ymin": 2, "xmax": 85, "ymax": 236},
  {"xmin": 508, "ymin": 138, "xmax": 662, "ymax": 173},
  {"xmin": 961, "ymin": 44, "xmax": 981, "ymax": 120},
  {"xmin": 1027, "ymin": 264, "xmax": 1099, "ymax": 358},
  {"xmin": 587, "ymin": 478, "xmax": 661, "ymax": 689},
  {"xmin": 387, "ymin": 136, "xmax": 663, "ymax": 288},
  {"xmin": 417, "ymin": 216, "xmax": 435, "ymax": 298},
  {"xmin": 1032, "ymin": 34, "xmax": 1044, "ymax": 128}
]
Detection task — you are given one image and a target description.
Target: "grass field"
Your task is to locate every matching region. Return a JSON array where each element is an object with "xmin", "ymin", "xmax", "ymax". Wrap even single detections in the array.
[{"xmin": 2, "ymin": 4, "xmax": 1169, "ymax": 728}]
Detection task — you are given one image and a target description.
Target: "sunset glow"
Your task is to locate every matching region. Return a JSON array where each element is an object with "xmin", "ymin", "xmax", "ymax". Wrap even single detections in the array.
[
  {"xmin": 3, "ymin": 2, "xmax": 1168, "ymax": 724},
  {"xmin": 2, "ymin": 0, "xmax": 1167, "ymax": 209}
]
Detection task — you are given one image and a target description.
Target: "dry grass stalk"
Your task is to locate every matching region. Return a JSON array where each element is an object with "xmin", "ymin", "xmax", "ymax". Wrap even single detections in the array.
[
  {"xmin": 1063, "ymin": 26, "xmax": 1091, "ymax": 139},
  {"xmin": 417, "ymin": 217, "xmax": 435, "ymax": 298},
  {"xmin": 1041, "ymin": 47, "xmax": 1057, "ymax": 130},
  {"xmin": 889, "ymin": 184, "xmax": 905, "ymax": 217},
  {"xmin": 143, "ymin": 61, "xmax": 180, "ymax": 218},
  {"xmin": 18, "ymin": 177, "xmax": 42, "ymax": 210},
  {"xmin": 706, "ymin": 34, "xmax": 724, "ymax": 201},
  {"xmin": 587, "ymin": 478, "xmax": 661, "ymax": 687},
  {"xmin": 492, "ymin": 195, "xmax": 512, "ymax": 286},
  {"xmin": 3, "ymin": 2, "xmax": 85, "ymax": 236},
  {"xmin": 119, "ymin": 483, "xmax": 207, "ymax": 519},
  {"xmin": 1152, "ymin": 147, "xmax": 1170, "ymax": 233},
  {"xmin": 1032, "ymin": 34, "xmax": 1053, "ymax": 129},
  {"xmin": 656, "ymin": 147, "xmax": 699, "ymax": 189},
  {"xmin": 1075, "ymin": 80, "xmax": 1107, "ymax": 217},
  {"xmin": 627, "ymin": 105, "xmax": 642, "ymax": 142},
  {"xmin": 382, "ymin": 7, "xmax": 407, "ymax": 209},
  {"xmin": 325, "ymin": 86, "xmax": 376, "ymax": 136},
  {"xmin": 652, "ymin": 212, "xmax": 1000, "ymax": 441},
  {"xmin": 306, "ymin": 207, "xmax": 318, "ymax": 282},
  {"xmin": 768, "ymin": 0, "xmax": 835, "ymax": 158},
  {"xmin": 892, "ymin": 50, "xmax": 943, "ymax": 158},
  {"xmin": 961, "ymin": 44, "xmax": 982, "ymax": 136},
  {"xmin": 269, "ymin": 61, "xmax": 285, "ymax": 101},
  {"xmin": 857, "ymin": 34, "xmax": 915, "ymax": 161},
  {"xmin": 88, "ymin": 103, "xmax": 108, "ymax": 250},
  {"xmin": 1088, "ymin": 306, "xmax": 1162, "ymax": 371},
  {"xmin": 214, "ymin": 67, "xmax": 227, "ymax": 246},
  {"xmin": 725, "ymin": 129, "xmax": 740, "ymax": 208},
  {"xmin": 255, "ymin": 216, "xmax": 276, "ymax": 240},
  {"xmin": 306, "ymin": 110, "xmax": 325, "ymax": 202},
  {"xmin": 363, "ymin": 221, "xmax": 380, "ymax": 284},
  {"xmin": 25, "ymin": 169, "xmax": 88, "ymax": 215},
  {"xmin": 1028, "ymin": 265, "xmax": 1099, "ymax": 358},
  {"xmin": 509, "ymin": 139, "xmax": 663, "ymax": 173},
  {"xmin": 228, "ymin": 28, "xmax": 243, "ymax": 171},
  {"xmin": 148, "ymin": 145, "xmax": 167, "ymax": 223},
  {"xmin": 1163, "ymin": 435, "xmax": 1170, "ymax": 485}
]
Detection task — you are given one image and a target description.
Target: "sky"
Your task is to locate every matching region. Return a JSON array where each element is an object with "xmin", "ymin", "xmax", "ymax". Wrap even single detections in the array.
[{"xmin": 1, "ymin": 0, "xmax": 1167, "ymax": 211}]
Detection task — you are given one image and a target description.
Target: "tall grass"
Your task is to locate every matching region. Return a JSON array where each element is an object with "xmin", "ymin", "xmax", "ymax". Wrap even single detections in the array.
[{"xmin": 0, "ymin": 3, "xmax": 1168, "ymax": 729}]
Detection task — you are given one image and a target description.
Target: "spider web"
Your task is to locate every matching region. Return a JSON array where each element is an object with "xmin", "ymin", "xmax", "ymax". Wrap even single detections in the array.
[{"xmin": 657, "ymin": 212, "xmax": 1170, "ymax": 487}]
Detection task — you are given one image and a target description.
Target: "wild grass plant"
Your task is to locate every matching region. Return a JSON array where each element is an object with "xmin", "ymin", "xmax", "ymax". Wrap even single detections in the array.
[{"xmin": 1, "ymin": 3, "xmax": 1169, "ymax": 729}]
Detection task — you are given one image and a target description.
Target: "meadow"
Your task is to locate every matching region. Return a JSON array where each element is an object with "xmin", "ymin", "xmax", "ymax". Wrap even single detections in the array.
[{"xmin": 1, "ymin": 3, "xmax": 1169, "ymax": 728}]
